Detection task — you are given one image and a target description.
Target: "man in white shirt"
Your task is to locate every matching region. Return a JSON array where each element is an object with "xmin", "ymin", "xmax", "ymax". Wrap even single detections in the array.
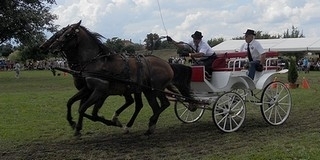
[
  {"xmin": 167, "ymin": 31, "xmax": 216, "ymax": 74},
  {"xmin": 14, "ymin": 61, "xmax": 21, "ymax": 78},
  {"xmin": 240, "ymin": 29, "xmax": 266, "ymax": 79}
]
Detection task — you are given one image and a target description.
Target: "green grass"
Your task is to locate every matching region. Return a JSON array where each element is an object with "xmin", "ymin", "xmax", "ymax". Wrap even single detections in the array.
[{"xmin": 0, "ymin": 68, "xmax": 320, "ymax": 159}]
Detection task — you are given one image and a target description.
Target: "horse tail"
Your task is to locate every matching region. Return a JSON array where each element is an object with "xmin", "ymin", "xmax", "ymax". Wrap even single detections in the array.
[{"xmin": 169, "ymin": 63, "xmax": 192, "ymax": 98}]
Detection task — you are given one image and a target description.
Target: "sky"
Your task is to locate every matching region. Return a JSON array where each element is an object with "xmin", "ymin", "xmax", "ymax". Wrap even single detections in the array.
[{"xmin": 50, "ymin": 0, "xmax": 320, "ymax": 44}]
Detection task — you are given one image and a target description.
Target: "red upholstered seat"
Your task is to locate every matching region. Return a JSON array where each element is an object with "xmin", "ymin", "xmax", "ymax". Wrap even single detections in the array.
[
  {"xmin": 191, "ymin": 66, "xmax": 205, "ymax": 82},
  {"xmin": 212, "ymin": 58, "xmax": 226, "ymax": 69}
]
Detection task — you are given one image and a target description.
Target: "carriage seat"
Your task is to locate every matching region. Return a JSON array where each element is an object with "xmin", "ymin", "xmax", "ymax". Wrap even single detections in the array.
[
  {"xmin": 211, "ymin": 52, "xmax": 246, "ymax": 71},
  {"xmin": 211, "ymin": 51, "xmax": 280, "ymax": 71}
]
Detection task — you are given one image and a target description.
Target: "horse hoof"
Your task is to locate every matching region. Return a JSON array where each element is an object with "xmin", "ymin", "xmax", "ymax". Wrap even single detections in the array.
[
  {"xmin": 123, "ymin": 126, "xmax": 130, "ymax": 134},
  {"xmin": 74, "ymin": 131, "xmax": 82, "ymax": 137},
  {"xmin": 70, "ymin": 122, "xmax": 76, "ymax": 130},
  {"xmin": 112, "ymin": 118, "xmax": 123, "ymax": 127},
  {"xmin": 144, "ymin": 130, "xmax": 153, "ymax": 136}
]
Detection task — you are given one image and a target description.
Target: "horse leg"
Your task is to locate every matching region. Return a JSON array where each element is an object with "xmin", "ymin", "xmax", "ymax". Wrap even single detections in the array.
[
  {"xmin": 111, "ymin": 93, "xmax": 134, "ymax": 131},
  {"xmin": 74, "ymin": 93, "xmax": 98, "ymax": 136},
  {"xmin": 143, "ymin": 91, "xmax": 163, "ymax": 136},
  {"xmin": 146, "ymin": 91, "xmax": 171, "ymax": 136},
  {"xmin": 75, "ymin": 93, "xmax": 114, "ymax": 136},
  {"xmin": 74, "ymin": 78, "xmax": 109, "ymax": 136},
  {"xmin": 87, "ymin": 97, "xmax": 123, "ymax": 127},
  {"xmin": 66, "ymin": 87, "xmax": 91, "ymax": 130},
  {"xmin": 124, "ymin": 93, "xmax": 143, "ymax": 132},
  {"xmin": 112, "ymin": 93, "xmax": 143, "ymax": 133},
  {"xmin": 75, "ymin": 77, "xmax": 126, "ymax": 136}
]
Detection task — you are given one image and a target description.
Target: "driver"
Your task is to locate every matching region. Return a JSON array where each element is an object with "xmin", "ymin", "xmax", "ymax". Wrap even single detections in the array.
[{"xmin": 167, "ymin": 31, "xmax": 216, "ymax": 76}]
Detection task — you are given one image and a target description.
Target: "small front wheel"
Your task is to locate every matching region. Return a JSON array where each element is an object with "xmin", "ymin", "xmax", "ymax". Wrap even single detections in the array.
[
  {"xmin": 212, "ymin": 92, "xmax": 246, "ymax": 132},
  {"xmin": 174, "ymin": 100, "xmax": 205, "ymax": 123}
]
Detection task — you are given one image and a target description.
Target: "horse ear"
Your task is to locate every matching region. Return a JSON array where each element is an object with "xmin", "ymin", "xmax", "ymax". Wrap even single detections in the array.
[{"xmin": 76, "ymin": 20, "xmax": 82, "ymax": 27}]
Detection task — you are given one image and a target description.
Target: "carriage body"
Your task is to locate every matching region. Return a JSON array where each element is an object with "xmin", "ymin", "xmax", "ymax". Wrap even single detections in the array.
[
  {"xmin": 190, "ymin": 51, "xmax": 282, "ymax": 93},
  {"xmin": 174, "ymin": 51, "xmax": 292, "ymax": 133}
]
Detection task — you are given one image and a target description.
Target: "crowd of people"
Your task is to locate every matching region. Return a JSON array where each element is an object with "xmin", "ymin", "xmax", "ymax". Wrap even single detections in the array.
[
  {"xmin": 297, "ymin": 57, "xmax": 320, "ymax": 73},
  {"xmin": 0, "ymin": 59, "xmax": 67, "ymax": 71},
  {"xmin": 0, "ymin": 59, "xmax": 68, "ymax": 78}
]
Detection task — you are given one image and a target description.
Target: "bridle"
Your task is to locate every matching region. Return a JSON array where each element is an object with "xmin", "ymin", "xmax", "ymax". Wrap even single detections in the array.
[{"xmin": 49, "ymin": 25, "xmax": 113, "ymax": 73}]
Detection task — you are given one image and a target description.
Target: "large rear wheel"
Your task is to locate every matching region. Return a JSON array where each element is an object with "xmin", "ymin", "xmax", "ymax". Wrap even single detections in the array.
[
  {"xmin": 212, "ymin": 92, "xmax": 246, "ymax": 132},
  {"xmin": 260, "ymin": 81, "xmax": 291, "ymax": 125}
]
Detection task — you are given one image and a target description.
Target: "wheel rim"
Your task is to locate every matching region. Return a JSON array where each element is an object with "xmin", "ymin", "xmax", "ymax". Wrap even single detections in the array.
[
  {"xmin": 174, "ymin": 101, "xmax": 205, "ymax": 123},
  {"xmin": 213, "ymin": 92, "xmax": 246, "ymax": 132},
  {"xmin": 261, "ymin": 81, "xmax": 291, "ymax": 125}
]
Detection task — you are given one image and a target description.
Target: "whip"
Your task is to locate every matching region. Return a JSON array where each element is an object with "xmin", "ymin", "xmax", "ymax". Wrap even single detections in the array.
[{"xmin": 156, "ymin": 0, "xmax": 168, "ymax": 36}]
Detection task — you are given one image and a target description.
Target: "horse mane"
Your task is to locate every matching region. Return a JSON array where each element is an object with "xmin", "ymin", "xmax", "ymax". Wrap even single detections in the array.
[{"xmin": 79, "ymin": 25, "xmax": 115, "ymax": 55}]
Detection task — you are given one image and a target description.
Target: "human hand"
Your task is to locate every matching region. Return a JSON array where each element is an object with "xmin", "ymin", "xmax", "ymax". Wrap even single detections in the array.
[{"xmin": 166, "ymin": 36, "xmax": 173, "ymax": 42}]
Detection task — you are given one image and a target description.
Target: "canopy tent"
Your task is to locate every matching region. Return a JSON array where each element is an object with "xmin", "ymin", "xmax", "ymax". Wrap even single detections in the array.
[
  {"xmin": 212, "ymin": 38, "xmax": 320, "ymax": 54},
  {"xmin": 308, "ymin": 39, "xmax": 320, "ymax": 51}
]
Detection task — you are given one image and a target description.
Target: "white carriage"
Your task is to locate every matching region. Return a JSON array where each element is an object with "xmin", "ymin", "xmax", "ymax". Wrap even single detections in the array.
[{"xmin": 174, "ymin": 51, "xmax": 292, "ymax": 132}]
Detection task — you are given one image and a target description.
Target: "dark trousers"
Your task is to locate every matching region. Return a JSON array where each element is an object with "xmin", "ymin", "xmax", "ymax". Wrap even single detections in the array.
[{"xmin": 192, "ymin": 54, "xmax": 216, "ymax": 73}]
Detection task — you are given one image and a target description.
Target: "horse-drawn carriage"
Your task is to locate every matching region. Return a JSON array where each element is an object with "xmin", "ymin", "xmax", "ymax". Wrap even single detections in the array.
[
  {"xmin": 41, "ymin": 21, "xmax": 291, "ymax": 136},
  {"xmin": 173, "ymin": 51, "xmax": 291, "ymax": 132}
]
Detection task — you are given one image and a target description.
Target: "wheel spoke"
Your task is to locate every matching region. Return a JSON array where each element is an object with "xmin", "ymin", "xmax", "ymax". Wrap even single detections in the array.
[
  {"xmin": 267, "ymin": 106, "xmax": 274, "ymax": 121},
  {"xmin": 276, "ymin": 107, "xmax": 283, "ymax": 122},
  {"xmin": 217, "ymin": 113, "xmax": 228, "ymax": 125},
  {"xmin": 233, "ymin": 106, "xmax": 244, "ymax": 117},
  {"xmin": 264, "ymin": 103, "xmax": 275, "ymax": 113},
  {"xmin": 231, "ymin": 116, "xmax": 239, "ymax": 126},
  {"xmin": 229, "ymin": 116, "xmax": 232, "ymax": 130},
  {"xmin": 179, "ymin": 109, "xmax": 188, "ymax": 118},
  {"xmin": 278, "ymin": 93, "xmax": 289, "ymax": 102},
  {"xmin": 264, "ymin": 92, "xmax": 273, "ymax": 100}
]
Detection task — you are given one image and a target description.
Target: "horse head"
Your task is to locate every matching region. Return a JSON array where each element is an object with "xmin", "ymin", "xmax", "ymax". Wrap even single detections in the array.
[
  {"xmin": 39, "ymin": 24, "xmax": 72, "ymax": 53},
  {"xmin": 50, "ymin": 20, "xmax": 114, "ymax": 64},
  {"xmin": 49, "ymin": 20, "xmax": 82, "ymax": 52}
]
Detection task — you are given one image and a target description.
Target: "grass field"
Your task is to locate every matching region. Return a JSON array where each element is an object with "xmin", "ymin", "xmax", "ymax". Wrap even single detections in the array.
[{"xmin": 1, "ymin": 65, "xmax": 320, "ymax": 159}]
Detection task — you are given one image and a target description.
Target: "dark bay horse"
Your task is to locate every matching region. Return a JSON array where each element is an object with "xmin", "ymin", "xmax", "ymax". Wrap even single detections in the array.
[
  {"xmin": 45, "ymin": 21, "xmax": 192, "ymax": 136},
  {"xmin": 40, "ymin": 26, "xmax": 144, "ymax": 133}
]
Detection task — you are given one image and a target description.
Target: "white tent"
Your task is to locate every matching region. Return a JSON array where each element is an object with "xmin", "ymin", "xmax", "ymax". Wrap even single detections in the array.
[
  {"xmin": 213, "ymin": 38, "xmax": 320, "ymax": 54},
  {"xmin": 308, "ymin": 39, "xmax": 320, "ymax": 51}
]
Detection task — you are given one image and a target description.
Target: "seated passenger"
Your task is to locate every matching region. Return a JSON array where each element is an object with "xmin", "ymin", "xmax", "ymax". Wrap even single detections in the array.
[{"xmin": 239, "ymin": 29, "xmax": 265, "ymax": 79}]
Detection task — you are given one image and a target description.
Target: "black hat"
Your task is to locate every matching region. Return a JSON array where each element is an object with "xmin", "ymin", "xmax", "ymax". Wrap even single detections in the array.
[
  {"xmin": 191, "ymin": 31, "xmax": 203, "ymax": 39},
  {"xmin": 244, "ymin": 29, "xmax": 256, "ymax": 35}
]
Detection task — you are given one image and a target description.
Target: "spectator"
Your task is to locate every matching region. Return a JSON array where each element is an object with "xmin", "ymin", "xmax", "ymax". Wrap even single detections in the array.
[
  {"xmin": 14, "ymin": 61, "xmax": 21, "ymax": 78},
  {"xmin": 302, "ymin": 57, "xmax": 309, "ymax": 73}
]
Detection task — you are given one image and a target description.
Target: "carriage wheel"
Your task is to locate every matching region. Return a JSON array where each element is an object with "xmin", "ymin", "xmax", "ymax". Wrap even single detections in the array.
[
  {"xmin": 260, "ymin": 81, "xmax": 291, "ymax": 125},
  {"xmin": 212, "ymin": 92, "xmax": 246, "ymax": 133},
  {"xmin": 174, "ymin": 100, "xmax": 205, "ymax": 123}
]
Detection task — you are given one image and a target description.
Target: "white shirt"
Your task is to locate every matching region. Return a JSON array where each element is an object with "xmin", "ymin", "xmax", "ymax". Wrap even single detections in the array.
[
  {"xmin": 240, "ymin": 39, "xmax": 264, "ymax": 61},
  {"xmin": 187, "ymin": 40, "xmax": 214, "ymax": 60},
  {"xmin": 14, "ymin": 63, "xmax": 20, "ymax": 70}
]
